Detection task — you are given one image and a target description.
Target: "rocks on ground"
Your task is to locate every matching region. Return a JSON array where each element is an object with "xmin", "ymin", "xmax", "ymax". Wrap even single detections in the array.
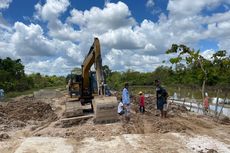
[{"xmin": 0, "ymin": 133, "xmax": 10, "ymax": 141}]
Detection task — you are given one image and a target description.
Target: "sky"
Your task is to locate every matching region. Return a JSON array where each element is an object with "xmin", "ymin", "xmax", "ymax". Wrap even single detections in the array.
[{"xmin": 0, "ymin": 0, "xmax": 230, "ymax": 76}]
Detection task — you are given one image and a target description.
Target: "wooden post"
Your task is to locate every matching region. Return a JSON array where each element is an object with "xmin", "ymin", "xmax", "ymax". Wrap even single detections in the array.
[
  {"xmin": 217, "ymin": 93, "xmax": 227, "ymax": 121},
  {"xmin": 215, "ymin": 89, "xmax": 220, "ymax": 117},
  {"xmin": 197, "ymin": 102, "xmax": 200, "ymax": 113}
]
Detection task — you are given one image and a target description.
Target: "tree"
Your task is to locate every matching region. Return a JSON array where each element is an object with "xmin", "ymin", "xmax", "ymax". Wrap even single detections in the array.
[
  {"xmin": 166, "ymin": 44, "xmax": 211, "ymax": 100},
  {"xmin": 211, "ymin": 50, "xmax": 230, "ymax": 86},
  {"xmin": 102, "ymin": 65, "xmax": 112, "ymax": 80}
]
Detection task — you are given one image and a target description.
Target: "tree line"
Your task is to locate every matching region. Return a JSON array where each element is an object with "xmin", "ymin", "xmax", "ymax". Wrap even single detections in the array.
[
  {"xmin": 105, "ymin": 45, "xmax": 230, "ymax": 93},
  {"xmin": 0, "ymin": 57, "xmax": 65, "ymax": 92},
  {"xmin": 1, "ymin": 44, "xmax": 229, "ymax": 94}
]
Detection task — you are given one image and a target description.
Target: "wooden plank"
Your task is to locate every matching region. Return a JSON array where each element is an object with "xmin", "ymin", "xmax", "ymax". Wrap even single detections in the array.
[{"xmin": 61, "ymin": 115, "xmax": 94, "ymax": 121}]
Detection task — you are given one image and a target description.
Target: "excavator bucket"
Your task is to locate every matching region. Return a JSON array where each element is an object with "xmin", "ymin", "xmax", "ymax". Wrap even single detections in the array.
[{"xmin": 93, "ymin": 96, "xmax": 118, "ymax": 123}]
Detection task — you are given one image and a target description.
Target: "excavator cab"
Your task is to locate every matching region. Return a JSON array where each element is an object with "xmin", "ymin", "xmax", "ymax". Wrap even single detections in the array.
[{"xmin": 69, "ymin": 71, "xmax": 82, "ymax": 98}]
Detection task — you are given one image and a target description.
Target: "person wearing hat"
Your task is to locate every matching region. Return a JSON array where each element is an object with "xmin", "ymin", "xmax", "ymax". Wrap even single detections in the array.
[{"xmin": 139, "ymin": 91, "xmax": 145, "ymax": 113}]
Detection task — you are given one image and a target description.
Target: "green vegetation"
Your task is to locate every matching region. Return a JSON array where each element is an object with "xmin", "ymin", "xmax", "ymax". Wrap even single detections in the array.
[
  {"xmin": 0, "ymin": 57, "xmax": 65, "ymax": 96},
  {"xmin": 105, "ymin": 46, "xmax": 230, "ymax": 98},
  {"xmin": 2, "ymin": 43, "xmax": 229, "ymax": 99}
]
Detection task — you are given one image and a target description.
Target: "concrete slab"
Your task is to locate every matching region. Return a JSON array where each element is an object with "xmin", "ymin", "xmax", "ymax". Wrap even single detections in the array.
[{"xmin": 15, "ymin": 137, "xmax": 73, "ymax": 153}]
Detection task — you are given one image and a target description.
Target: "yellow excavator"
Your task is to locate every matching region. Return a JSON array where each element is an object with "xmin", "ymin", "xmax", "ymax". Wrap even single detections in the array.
[{"xmin": 65, "ymin": 38, "xmax": 118, "ymax": 123}]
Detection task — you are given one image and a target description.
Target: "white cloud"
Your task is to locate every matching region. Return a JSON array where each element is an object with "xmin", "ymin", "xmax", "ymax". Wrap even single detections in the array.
[
  {"xmin": 200, "ymin": 49, "xmax": 216, "ymax": 60},
  {"xmin": 103, "ymin": 48, "xmax": 162, "ymax": 72},
  {"xmin": 146, "ymin": 0, "xmax": 155, "ymax": 8},
  {"xmin": 0, "ymin": 0, "xmax": 12, "ymax": 10},
  {"xmin": 11, "ymin": 22, "xmax": 57, "ymax": 57},
  {"xmin": 34, "ymin": 0, "xmax": 70, "ymax": 21},
  {"xmin": 0, "ymin": 13, "xmax": 12, "ymax": 31},
  {"xmin": 167, "ymin": 0, "xmax": 222, "ymax": 18},
  {"xmin": 34, "ymin": 0, "xmax": 72, "ymax": 41},
  {"xmin": 0, "ymin": 41, "xmax": 15, "ymax": 58},
  {"xmin": 218, "ymin": 38, "xmax": 230, "ymax": 54},
  {"xmin": 144, "ymin": 43, "xmax": 156, "ymax": 52},
  {"xmin": 47, "ymin": 21, "xmax": 81, "ymax": 41},
  {"xmin": 25, "ymin": 57, "xmax": 71, "ymax": 75},
  {"xmin": 1, "ymin": 0, "xmax": 230, "ymax": 76},
  {"xmin": 100, "ymin": 27, "xmax": 146, "ymax": 50},
  {"xmin": 67, "ymin": 1, "xmax": 136, "ymax": 33}
]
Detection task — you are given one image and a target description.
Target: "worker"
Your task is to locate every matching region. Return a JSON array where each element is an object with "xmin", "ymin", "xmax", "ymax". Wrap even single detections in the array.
[
  {"xmin": 203, "ymin": 92, "xmax": 209, "ymax": 114},
  {"xmin": 122, "ymin": 82, "xmax": 130, "ymax": 122},
  {"xmin": 0, "ymin": 89, "xmax": 4, "ymax": 100},
  {"xmin": 155, "ymin": 79, "xmax": 168, "ymax": 118},
  {"xmin": 117, "ymin": 98, "xmax": 125, "ymax": 115},
  {"xmin": 139, "ymin": 91, "xmax": 145, "ymax": 113},
  {"xmin": 67, "ymin": 79, "xmax": 72, "ymax": 95}
]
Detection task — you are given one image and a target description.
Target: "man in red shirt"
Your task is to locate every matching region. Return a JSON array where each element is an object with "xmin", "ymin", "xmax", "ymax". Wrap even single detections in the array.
[
  {"xmin": 139, "ymin": 91, "xmax": 145, "ymax": 113},
  {"xmin": 203, "ymin": 92, "xmax": 209, "ymax": 114}
]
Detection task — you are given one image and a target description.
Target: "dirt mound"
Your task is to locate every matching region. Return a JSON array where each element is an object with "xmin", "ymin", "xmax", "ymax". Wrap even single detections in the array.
[
  {"xmin": 1, "ymin": 101, "xmax": 55, "ymax": 122},
  {"xmin": 124, "ymin": 95, "xmax": 190, "ymax": 134},
  {"xmin": 121, "ymin": 112, "xmax": 188, "ymax": 135},
  {"xmin": 0, "ymin": 132, "xmax": 10, "ymax": 141},
  {"xmin": 219, "ymin": 116, "xmax": 230, "ymax": 125},
  {"xmin": 131, "ymin": 95, "xmax": 156, "ymax": 111},
  {"xmin": 0, "ymin": 96, "xmax": 57, "ymax": 131}
]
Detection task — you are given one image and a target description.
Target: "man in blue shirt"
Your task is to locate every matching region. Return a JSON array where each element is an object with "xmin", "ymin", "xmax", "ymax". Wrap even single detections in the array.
[
  {"xmin": 122, "ymin": 83, "xmax": 130, "ymax": 121},
  {"xmin": 0, "ymin": 89, "xmax": 4, "ymax": 100}
]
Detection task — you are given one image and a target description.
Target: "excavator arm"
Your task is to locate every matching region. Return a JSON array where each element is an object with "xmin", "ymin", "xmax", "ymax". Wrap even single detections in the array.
[{"xmin": 81, "ymin": 38, "xmax": 105, "ymax": 99}]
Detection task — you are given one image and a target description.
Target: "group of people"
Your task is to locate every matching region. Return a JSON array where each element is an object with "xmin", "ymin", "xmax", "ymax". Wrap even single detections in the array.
[
  {"xmin": 117, "ymin": 79, "xmax": 169, "ymax": 120},
  {"xmin": 117, "ymin": 79, "xmax": 211, "ymax": 121},
  {"xmin": 118, "ymin": 80, "xmax": 212, "ymax": 119},
  {"xmin": 117, "ymin": 83, "xmax": 131, "ymax": 121}
]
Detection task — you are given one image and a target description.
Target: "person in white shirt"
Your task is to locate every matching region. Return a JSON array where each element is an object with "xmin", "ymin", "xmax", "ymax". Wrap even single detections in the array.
[{"xmin": 117, "ymin": 98, "xmax": 125, "ymax": 115}]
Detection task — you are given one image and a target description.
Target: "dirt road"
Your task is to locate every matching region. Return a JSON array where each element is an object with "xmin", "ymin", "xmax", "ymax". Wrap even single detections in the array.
[{"xmin": 0, "ymin": 90, "xmax": 230, "ymax": 153}]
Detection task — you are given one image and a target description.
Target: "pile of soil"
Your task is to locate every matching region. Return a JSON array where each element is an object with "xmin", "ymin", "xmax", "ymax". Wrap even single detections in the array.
[
  {"xmin": 131, "ymin": 95, "xmax": 188, "ymax": 115},
  {"xmin": 219, "ymin": 116, "xmax": 230, "ymax": 125},
  {"xmin": 0, "ymin": 96, "xmax": 57, "ymax": 131},
  {"xmin": 0, "ymin": 133, "xmax": 10, "ymax": 141},
  {"xmin": 131, "ymin": 95, "xmax": 156, "ymax": 111},
  {"xmin": 123, "ymin": 95, "xmax": 190, "ymax": 134}
]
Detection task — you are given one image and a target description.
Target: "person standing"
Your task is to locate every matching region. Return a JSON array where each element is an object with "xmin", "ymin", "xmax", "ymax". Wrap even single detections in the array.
[
  {"xmin": 0, "ymin": 89, "xmax": 4, "ymax": 100},
  {"xmin": 203, "ymin": 92, "xmax": 209, "ymax": 114},
  {"xmin": 122, "ymin": 82, "xmax": 130, "ymax": 121},
  {"xmin": 139, "ymin": 91, "xmax": 145, "ymax": 113},
  {"xmin": 155, "ymin": 79, "xmax": 168, "ymax": 118}
]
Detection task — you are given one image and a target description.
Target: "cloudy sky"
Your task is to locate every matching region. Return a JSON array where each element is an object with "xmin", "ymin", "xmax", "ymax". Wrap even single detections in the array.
[{"xmin": 0, "ymin": 0, "xmax": 230, "ymax": 76}]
